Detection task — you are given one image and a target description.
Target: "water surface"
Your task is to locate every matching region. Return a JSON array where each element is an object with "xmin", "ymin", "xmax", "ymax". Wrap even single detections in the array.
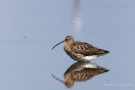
[{"xmin": 0, "ymin": 0, "xmax": 134, "ymax": 90}]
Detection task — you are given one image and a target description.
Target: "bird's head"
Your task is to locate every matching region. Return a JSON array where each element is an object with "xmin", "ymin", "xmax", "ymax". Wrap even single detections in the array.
[{"xmin": 52, "ymin": 35, "xmax": 74, "ymax": 50}]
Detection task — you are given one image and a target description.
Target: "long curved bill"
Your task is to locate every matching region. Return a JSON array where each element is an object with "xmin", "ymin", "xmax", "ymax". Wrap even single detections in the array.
[
  {"xmin": 52, "ymin": 40, "xmax": 65, "ymax": 50},
  {"xmin": 52, "ymin": 74, "xmax": 65, "ymax": 84}
]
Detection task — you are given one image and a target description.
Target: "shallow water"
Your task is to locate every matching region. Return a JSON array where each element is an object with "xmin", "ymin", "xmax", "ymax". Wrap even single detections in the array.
[{"xmin": 0, "ymin": 0, "xmax": 135, "ymax": 90}]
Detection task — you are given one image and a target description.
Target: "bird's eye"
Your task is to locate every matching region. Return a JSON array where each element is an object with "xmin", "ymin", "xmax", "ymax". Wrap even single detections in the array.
[{"xmin": 65, "ymin": 38, "xmax": 68, "ymax": 41}]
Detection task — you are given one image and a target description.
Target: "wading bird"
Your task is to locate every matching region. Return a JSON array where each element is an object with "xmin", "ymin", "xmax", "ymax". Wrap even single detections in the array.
[{"xmin": 52, "ymin": 35, "xmax": 109, "ymax": 62}]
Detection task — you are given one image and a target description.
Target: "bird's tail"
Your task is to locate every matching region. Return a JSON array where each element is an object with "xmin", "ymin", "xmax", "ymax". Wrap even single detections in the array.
[{"xmin": 98, "ymin": 49, "xmax": 110, "ymax": 56}]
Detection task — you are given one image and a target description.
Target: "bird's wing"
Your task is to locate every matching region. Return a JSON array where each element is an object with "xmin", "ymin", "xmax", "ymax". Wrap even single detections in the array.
[{"xmin": 71, "ymin": 41, "xmax": 102, "ymax": 56}]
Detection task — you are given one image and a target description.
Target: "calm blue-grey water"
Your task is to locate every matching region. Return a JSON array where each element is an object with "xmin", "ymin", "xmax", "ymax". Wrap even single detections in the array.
[{"xmin": 0, "ymin": 0, "xmax": 135, "ymax": 90}]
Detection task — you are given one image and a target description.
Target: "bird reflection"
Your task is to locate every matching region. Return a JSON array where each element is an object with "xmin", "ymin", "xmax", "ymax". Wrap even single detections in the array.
[{"xmin": 52, "ymin": 62, "xmax": 109, "ymax": 88}]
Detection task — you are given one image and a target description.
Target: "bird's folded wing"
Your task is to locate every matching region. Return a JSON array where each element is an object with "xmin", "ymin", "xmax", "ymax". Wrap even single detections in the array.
[{"xmin": 71, "ymin": 42, "xmax": 99, "ymax": 56}]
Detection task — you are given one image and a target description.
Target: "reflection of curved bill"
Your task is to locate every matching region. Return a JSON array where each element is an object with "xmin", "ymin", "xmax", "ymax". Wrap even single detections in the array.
[{"xmin": 52, "ymin": 62, "xmax": 109, "ymax": 88}]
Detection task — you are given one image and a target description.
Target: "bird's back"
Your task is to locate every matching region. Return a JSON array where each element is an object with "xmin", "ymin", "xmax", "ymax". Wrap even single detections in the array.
[
  {"xmin": 64, "ymin": 41, "xmax": 109, "ymax": 61},
  {"xmin": 71, "ymin": 41, "xmax": 109, "ymax": 56}
]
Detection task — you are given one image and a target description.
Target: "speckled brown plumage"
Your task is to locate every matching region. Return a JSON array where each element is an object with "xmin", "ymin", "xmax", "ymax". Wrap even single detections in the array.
[
  {"xmin": 52, "ymin": 35, "xmax": 109, "ymax": 61},
  {"xmin": 64, "ymin": 36, "xmax": 109, "ymax": 61}
]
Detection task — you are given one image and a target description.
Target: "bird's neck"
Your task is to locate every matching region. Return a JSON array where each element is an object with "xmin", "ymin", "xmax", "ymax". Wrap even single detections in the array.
[{"xmin": 64, "ymin": 42, "xmax": 73, "ymax": 51}]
